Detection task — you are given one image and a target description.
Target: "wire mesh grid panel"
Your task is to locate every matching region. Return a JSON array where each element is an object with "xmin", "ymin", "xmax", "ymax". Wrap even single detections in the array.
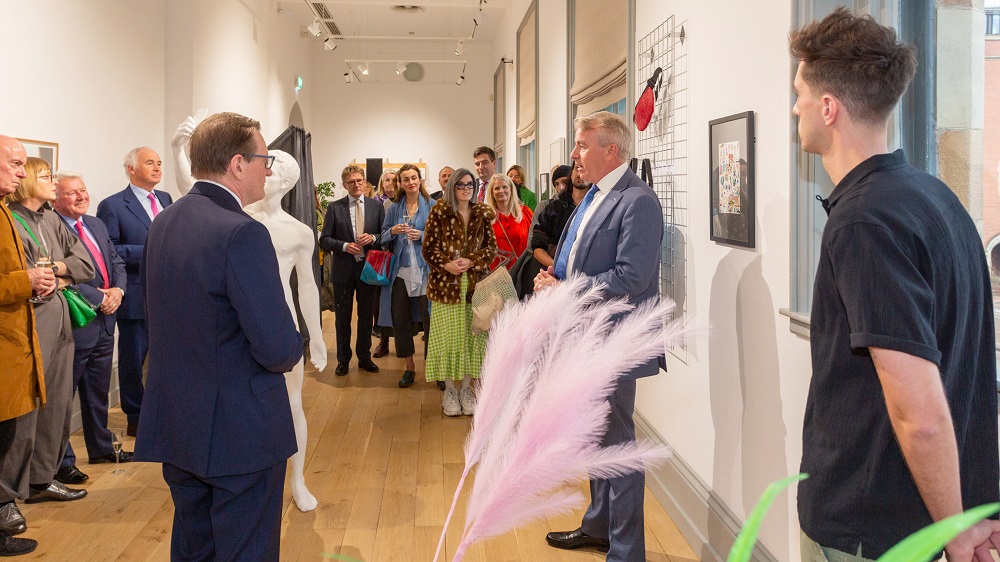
[{"xmin": 637, "ymin": 17, "xmax": 689, "ymax": 362}]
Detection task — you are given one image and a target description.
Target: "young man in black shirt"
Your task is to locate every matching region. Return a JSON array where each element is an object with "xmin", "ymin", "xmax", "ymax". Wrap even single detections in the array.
[{"xmin": 791, "ymin": 9, "xmax": 1000, "ymax": 561}]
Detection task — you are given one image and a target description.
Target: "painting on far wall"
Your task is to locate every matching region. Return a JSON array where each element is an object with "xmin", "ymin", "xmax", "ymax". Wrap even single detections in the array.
[{"xmin": 17, "ymin": 138, "xmax": 59, "ymax": 171}]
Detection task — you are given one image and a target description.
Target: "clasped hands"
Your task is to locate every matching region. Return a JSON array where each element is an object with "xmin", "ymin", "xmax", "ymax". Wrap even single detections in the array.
[
  {"xmin": 444, "ymin": 257, "xmax": 471, "ymax": 276},
  {"xmin": 27, "ymin": 267, "xmax": 57, "ymax": 298},
  {"xmin": 390, "ymin": 223, "xmax": 421, "ymax": 240},
  {"xmin": 345, "ymin": 233, "xmax": 375, "ymax": 256},
  {"xmin": 533, "ymin": 265, "xmax": 560, "ymax": 293}
]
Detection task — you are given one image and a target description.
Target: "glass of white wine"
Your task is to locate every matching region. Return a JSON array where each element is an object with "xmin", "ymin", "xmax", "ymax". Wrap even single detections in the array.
[
  {"xmin": 110, "ymin": 429, "xmax": 125, "ymax": 475},
  {"xmin": 30, "ymin": 236, "xmax": 52, "ymax": 304}
]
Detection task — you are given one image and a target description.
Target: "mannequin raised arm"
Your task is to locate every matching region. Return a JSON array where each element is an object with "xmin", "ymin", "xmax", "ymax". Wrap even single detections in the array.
[{"xmin": 170, "ymin": 113, "xmax": 204, "ymax": 195}]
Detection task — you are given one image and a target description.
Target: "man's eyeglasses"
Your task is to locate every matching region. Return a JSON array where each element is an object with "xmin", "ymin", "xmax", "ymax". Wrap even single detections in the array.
[
  {"xmin": 345, "ymin": 179, "xmax": 367, "ymax": 186},
  {"xmin": 247, "ymin": 154, "xmax": 275, "ymax": 169},
  {"xmin": 454, "ymin": 182, "xmax": 475, "ymax": 191}
]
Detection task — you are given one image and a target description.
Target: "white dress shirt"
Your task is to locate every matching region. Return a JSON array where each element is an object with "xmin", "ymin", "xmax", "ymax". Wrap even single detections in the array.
[{"xmin": 566, "ymin": 161, "xmax": 629, "ymax": 273}]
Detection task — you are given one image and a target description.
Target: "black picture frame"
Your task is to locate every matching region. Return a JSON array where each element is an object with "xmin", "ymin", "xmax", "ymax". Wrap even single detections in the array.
[{"xmin": 708, "ymin": 111, "xmax": 755, "ymax": 248}]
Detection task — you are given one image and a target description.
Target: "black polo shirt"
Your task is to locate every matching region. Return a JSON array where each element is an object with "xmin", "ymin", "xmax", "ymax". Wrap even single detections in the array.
[{"xmin": 799, "ymin": 150, "xmax": 998, "ymax": 558}]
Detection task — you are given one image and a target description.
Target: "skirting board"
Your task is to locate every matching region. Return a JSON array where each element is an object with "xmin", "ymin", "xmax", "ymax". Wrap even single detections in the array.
[{"xmin": 635, "ymin": 412, "xmax": 779, "ymax": 562}]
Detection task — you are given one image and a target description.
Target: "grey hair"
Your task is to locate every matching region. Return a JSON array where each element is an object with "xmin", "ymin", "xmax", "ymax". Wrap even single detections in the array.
[
  {"xmin": 123, "ymin": 146, "xmax": 153, "ymax": 177},
  {"xmin": 574, "ymin": 111, "xmax": 631, "ymax": 161},
  {"xmin": 443, "ymin": 167, "xmax": 476, "ymax": 210},
  {"xmin": 484, "ymin": 173, "xmax": 524, "ymax": 223},
  {"xmin": 53, "ymin": 171, "xmax": 83, "ymax": 183}
]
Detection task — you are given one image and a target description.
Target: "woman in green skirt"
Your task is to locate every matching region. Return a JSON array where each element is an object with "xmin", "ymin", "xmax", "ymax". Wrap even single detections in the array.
[{"xmin": 422, "ymin": 168, "xmax": 497, "ymax": 416}]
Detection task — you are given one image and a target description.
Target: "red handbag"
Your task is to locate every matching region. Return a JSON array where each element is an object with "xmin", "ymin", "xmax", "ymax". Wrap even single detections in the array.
[{"xmin": 633, "ymin": 67, "xmax": 663, "ymax": 131}]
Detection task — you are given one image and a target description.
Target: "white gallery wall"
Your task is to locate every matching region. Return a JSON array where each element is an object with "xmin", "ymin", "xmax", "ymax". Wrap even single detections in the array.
[
  {"xmin": 631, "ymin": 1, "xmax": 812, "ymax": 560},
  {"xmin": 0, "ymin": 0, "xmax": 167, "ymax": 204},
  {"xmin": 308, "ymin": 39, "xmax": 494, "ymax": 198}
]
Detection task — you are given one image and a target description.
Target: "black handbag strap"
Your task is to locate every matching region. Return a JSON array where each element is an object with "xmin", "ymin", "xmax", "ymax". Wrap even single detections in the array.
[{"xmin": 629, "ymin": 158, "xmax": 654, "ymax": 185}]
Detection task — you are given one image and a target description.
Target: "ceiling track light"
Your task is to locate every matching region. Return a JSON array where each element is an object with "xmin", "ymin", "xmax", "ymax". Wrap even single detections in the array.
[
  {"xmin": 396, "ymin": 62, "xmax": 407, "ymax": 74},
  {"xmin": 456, "ymin": 75, "xmax": 465, "ymax": 86},
  {"xmin": 454, "ymin": 39, "xmax": 464, "ymax": 56},
  {"xmin": 307, "ymin": 18, "xmax": 322, "ymax": 37},
  {"xmin": 358, "ymin": 62, "xmax": 369, "ymax": 75},
  {"xmin": 344, "ymin": 72, "xmax": 352, "ymax": 83},
  {"xmin": 324, "ymin": 38, "xmax": 337, "ymax": 51}
]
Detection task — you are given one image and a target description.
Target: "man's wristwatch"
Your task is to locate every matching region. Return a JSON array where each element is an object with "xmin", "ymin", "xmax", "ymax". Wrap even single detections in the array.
[{"xmin": 50, "ymin": 263, "xmax": 59, "ymax": 273}]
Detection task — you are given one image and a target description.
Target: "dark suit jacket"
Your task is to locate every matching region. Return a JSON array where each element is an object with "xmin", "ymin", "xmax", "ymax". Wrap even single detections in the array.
[
  {"xmin": 135, "ymin": 181, "xmax": 302, "ymax": 478},
  {"xmin": 318, "ymin": 195, "xmax": 385, "ymax": 284},
  {"xmin": 96, "ymin": 185, "xmax": 172, "ymax": 320},
  {"xmin": 553, "ymin": 167, "xmax": 663, "ymax": 379},
  {"xmin": 58, "ymin": 213, "xmax": 127, "ymax": 350}
]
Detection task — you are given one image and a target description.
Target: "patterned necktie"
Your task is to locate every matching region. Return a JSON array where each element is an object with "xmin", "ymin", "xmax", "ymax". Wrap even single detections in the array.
[
  {"xmin": 75, "ymin": 221, "xmax": 110, "ymax": 289},
  {"xmin": 147, "ymin": 192, "xmax": 160, "ymax": 218},
  {"xmin": 553, "ymin": 185, "xmax": 600, "ymax": 280},
  {"xmin": 354, "ymin": 198, "xmax": 364, "ymax": 238}
]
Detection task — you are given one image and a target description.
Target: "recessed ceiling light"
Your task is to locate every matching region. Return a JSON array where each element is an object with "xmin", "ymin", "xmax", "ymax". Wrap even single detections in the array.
[{"xmin": 391, "ymin": 5, "xmax": 426, "ymax": 13}]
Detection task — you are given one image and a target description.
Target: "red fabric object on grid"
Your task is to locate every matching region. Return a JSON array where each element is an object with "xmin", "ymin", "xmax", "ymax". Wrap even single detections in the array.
[{"xmin": 633, "ymin": 67, "xmax": 663, "ymax": 131}]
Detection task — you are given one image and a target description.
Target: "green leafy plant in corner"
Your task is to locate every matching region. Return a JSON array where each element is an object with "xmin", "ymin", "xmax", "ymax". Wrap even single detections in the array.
[
  {"xmin": 315, "ymin": 180, "xmax": 337, "ymax": 233},
  {"xmin": 728, "ymin": 473, "xmax": 1000, "ymax": 562}
]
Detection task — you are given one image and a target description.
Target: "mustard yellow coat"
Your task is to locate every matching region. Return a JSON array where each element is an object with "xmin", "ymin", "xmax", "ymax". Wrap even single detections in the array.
[{"xmin": 0, "ymin": 204, "xmax": 45, "ymax": 421}]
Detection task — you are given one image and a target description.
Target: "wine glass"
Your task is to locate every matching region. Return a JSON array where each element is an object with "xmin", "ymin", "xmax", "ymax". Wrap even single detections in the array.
[
  {"xmin": 110, "ymin": 429, "xmax": 125, "ymax": 475},
  {"xmin": 29, "ymin": 235, "xmax": 52, "ymax": 304}
]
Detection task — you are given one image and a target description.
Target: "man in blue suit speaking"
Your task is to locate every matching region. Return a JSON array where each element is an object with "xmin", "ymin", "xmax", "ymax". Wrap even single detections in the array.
[
  {"xmin": 535, "ymin": 111, "xmax": 663, "ymax": 562},
  {"xmin": 136, "ymin": 112, "xmax": 303, "ymax": 561}
]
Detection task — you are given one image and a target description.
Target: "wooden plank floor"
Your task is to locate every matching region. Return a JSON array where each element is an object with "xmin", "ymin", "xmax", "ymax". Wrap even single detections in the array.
[{"xmin": 17, "ymin": 311, "xmax": 698, "ymax": 561}]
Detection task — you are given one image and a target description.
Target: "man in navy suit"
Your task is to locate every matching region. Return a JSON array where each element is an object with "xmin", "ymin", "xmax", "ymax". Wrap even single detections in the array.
[
  {"xmin": 136, "ymin": 112, "xmax": 302, "ymax": 561},
  {"xmin": 535, "ymin": 111, "xmax": 663, "ymax": 562},
  {"xmin": 96, "ymin": 146, "xmax": 171, "ymax": 437},
  {"xmin": 319, "ymin": 165, "xmax": 385, "ymax": 376},
  {"xmin": 51, "ymin": 173, "xmax": 131, "ymax": 486}
]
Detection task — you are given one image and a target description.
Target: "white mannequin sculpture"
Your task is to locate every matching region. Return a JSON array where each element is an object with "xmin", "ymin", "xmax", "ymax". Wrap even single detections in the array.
[{"xmin": 173, "ymin": 117, "xmax": 328, "ymax": 512}]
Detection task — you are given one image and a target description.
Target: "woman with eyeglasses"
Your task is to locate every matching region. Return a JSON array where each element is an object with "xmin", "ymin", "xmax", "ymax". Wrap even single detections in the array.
[
  {"xmin": 422, "ymin": 168, "xmax": 497, "ymax": 416},
  {"xmin": 485, "ymin": 173, "xmax": 533, "ymax": 271},
  {"xmin": 5, "ymin": 158, "xmax": 95, "ymax": 506},
  {"xmin": 371, "ymin": 168, "xmax": 398, "ymax": 358},
  {"xmin": 376, "ymin": 164, "xmax": 433, "ymax": 388}
]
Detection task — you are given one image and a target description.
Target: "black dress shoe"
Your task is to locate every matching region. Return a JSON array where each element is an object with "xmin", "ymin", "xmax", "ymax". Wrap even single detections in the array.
[
  {"xmin": 335, "ymin": 362, "xmax": 349, "ymax": 376},
  {"xmin": 54, "ymin": 465, "xmax": 89, "ymax": 484},
  {"xmin": 545, "ymin": 528, "xmax": 610, "ymax": 552},
  {"xmin": 358, "ymin": 359, "xmax": 379, "ymax": 373},
  {"xmin": 0, "ymin": 504, "xmax": 25, "ymax": 535},
  {"xmin": 88, "ymin": 450, "xmax": 133, "ymax": 464},
  {"xmin": 0, "ymin": 531, "xmax": 36, "ymax": 556},
  {"xmin": 126, "ymin": 423, "xmax": 138, "ymax": 437},
  {"xmin": 399, "ymin": 370, "xmax": 415, "ymax": 388},
  {"xmin": 25, "ymin": 482, "xmax": 87, "ymax": 504}
]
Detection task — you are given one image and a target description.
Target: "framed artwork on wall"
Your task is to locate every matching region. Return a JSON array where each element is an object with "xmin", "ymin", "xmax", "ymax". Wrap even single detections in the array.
[
  {"xmin": 538, "ymin": 172, "xmax": 550, "ymax": 201},
  {"xmin": 17, "ymin": 138, "xmax": 59, "ymax": 170},
  {"xmin": 708, "ymin": 111, "xmax": 755, "ymax": 248}
]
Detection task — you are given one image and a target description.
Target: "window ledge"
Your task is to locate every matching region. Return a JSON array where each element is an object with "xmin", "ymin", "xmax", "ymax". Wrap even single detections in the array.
[{"xmin": 778, "ymin": 308, "xmax": 811, "ymax": 340}]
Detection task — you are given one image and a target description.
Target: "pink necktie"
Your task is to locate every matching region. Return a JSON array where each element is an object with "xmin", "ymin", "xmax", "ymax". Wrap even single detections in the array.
[
  {"xmin": 75, "ymin": 221, "xmax": 110, "ymax": 289},
  {"xmin": 148, "ymin": 192, "xmax": 160, "ymax": 218}
]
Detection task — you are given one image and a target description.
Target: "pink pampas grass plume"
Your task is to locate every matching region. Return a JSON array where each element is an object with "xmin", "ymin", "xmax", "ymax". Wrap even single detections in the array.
[{"xmin": 433, "ymin": 275, "xmax": 699, "ymax": 562}]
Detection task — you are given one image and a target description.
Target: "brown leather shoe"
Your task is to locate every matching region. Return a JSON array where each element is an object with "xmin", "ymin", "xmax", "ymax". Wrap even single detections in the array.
[{"xmin": 372, "ymin": 336, "xmax": 390, "ymax": 358}]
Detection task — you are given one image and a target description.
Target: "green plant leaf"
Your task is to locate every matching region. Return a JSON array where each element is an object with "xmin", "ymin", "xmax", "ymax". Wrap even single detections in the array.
[
  {"xmin": 726, "ymin": 473, "xmax": 808, "ymax": 562},
  {"xmin": 877, "ymin": 503, "xmax": 1000, "ymax": 562}
]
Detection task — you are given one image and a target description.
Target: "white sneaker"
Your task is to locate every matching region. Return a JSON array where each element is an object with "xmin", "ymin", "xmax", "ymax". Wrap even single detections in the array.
[
  {"xmin": 459, "ymin": 387, "xmax": 476, "ymax": 416},
  {"xmin": 442, "ymin": 389, "xmax": 462, "ymax": 417}
]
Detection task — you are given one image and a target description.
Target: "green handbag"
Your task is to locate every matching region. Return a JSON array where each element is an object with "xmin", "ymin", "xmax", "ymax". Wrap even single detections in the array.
[{"xmin": 62, "ymin": 286, "xmax": 97, "ymax": 328}]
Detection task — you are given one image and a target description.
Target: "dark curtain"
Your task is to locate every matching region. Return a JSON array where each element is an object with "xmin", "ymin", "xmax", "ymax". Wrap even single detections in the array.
[{"xmin": 268, "ymin": 126, "xmax": 323, "ymax": 337}]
